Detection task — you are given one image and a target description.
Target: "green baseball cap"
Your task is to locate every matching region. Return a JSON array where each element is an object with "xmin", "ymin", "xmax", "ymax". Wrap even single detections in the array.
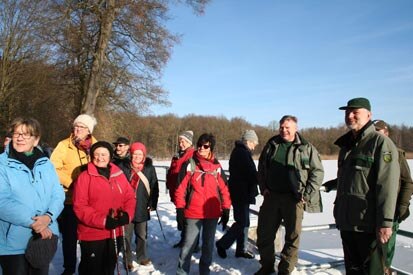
[{"xmin": 339, "ymin": 97, "xmax": 371, "ymax": 111}]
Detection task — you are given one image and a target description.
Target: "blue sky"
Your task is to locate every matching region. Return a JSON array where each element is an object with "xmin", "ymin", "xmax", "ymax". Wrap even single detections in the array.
[{"xmin": 153, "ymin": 1, "xmax": 413, "ymax": 129}]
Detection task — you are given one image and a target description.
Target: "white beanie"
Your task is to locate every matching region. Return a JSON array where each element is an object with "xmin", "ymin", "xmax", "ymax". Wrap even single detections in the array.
[
  {"xmin": 179, "ymin": 130, "xmax": 193, "ymax": 145},
  {"xmin": 242, "ymin": 130, "xmax": 259, "ymax": 144},
  {"xmin": 73, "ymin": 114, "xmax": 97, "ymax": 133}
]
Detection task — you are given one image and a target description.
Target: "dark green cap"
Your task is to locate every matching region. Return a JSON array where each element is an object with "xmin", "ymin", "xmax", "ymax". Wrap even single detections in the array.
[{"xmin": 339, "ymin": 97, "xmax": 371, "ymax": 111}]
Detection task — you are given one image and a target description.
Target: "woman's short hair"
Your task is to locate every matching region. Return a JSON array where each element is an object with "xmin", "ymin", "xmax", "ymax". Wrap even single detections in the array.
[
  {"xmin": 196, "ymin": 133, "xmax": 216, "ymax": 152},
  {"xmin": 9, "ymin": 117, "xmax": 41, "ymax": 138}
]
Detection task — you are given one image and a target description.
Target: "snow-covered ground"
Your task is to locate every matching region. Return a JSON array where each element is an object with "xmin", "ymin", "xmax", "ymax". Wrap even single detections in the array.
[{"xmin": 2, "ymin": 160, "xmax": 413, "ymax": 274}]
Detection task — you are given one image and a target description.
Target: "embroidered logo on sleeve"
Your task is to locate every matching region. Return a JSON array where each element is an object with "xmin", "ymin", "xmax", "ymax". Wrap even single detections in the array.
[{"xmin": 383, "ymin": 152, "xmax": 392, "ymax": 163}]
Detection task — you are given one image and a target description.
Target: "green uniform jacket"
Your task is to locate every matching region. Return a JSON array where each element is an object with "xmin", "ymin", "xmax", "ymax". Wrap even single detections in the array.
[
  {"xmin": 334, "ymin": 122, "xmax": 400, "ymax": 232},
  {"xmin": 395, "ymin": 148, "xmax": 413, "ymax": 222},
  {"xmin": 258, "ymin": 133, "xmax": 324, "ymax": 213}
]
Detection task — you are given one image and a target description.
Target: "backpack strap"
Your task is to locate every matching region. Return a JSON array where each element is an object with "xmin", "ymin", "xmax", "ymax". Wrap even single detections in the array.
[{"xmin": 137, "ymin": 171, "xmax": 150, "ymax": 196}]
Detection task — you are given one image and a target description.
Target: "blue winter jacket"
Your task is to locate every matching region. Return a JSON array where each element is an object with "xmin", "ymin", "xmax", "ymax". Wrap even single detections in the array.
[{"xmin": 0, "ymin": 145, "xmax": 65, "ymax": 255}]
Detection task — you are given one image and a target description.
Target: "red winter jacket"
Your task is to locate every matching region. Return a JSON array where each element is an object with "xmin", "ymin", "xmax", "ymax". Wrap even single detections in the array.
[
  {"xmin": 73, "ymin": 163, "xmax": 136, "ymax": 241},
  {"xmin": 166, "ymin": 147, "xmax": 195, "ymax": 204},
  {"xmin": 175, "ymin": 152, "xmax": 231, "ymax": 219}
]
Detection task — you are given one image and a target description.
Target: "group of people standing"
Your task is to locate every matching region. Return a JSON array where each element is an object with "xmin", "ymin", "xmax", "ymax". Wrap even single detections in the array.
[
  {"xmin": 0, "ymin": 96, "xmax": 412, "ymax": 275},
  {"xmin": 166, "ymin": 97, "xmax": 412, "ymax": 275},
  {"xmin": 0, "ymin": 114, "xmax": 159, "ymax": 275}
]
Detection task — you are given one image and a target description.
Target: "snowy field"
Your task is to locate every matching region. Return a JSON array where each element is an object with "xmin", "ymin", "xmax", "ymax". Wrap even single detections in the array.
[{"xmin": 1, "ymin": 160, "xmax": 412, "ymax": 274}]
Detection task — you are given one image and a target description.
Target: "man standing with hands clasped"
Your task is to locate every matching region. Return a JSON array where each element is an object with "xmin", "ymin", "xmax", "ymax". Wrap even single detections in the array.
[
  {"xmin": 334, "ymin": 98, "xmax": 400, "ymax": 274},
  {"xmin": 255, "ymin": 115, "xmax": 324, "ymax": 275}
]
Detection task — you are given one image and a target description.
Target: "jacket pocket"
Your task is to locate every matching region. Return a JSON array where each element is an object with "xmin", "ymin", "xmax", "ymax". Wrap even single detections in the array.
[
  {"xmin": 352, "ymin": 154, "xmax": 374, "ymax": 169},
  {"xmin": 346, "ymin": 195, "xmax": 373, "ymax": 226},
  {"xmin": 334, "ymin": 194, "xmax": 372, "ymax": 227}
]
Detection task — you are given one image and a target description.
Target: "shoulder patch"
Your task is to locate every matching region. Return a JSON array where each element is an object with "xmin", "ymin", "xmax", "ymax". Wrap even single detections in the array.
[{"xmin": 383, "ymin": 152, "xmax": 392, "ymax": 163}]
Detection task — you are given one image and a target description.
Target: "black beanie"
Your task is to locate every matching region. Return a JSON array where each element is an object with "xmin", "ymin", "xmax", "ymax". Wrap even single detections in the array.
[{"xmin": 90, "ymin": 141, "xmax": 114, "ymax": 159}]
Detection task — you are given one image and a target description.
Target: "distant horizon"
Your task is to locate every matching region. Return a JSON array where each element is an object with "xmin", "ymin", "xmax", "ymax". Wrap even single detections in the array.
[
  {"xmin": 152, "ymin": 1, "xmax": 413, "ymax": 129},
  {"xmin": 141, "ymin": 112, "xmax": 413, "ymax": 130}
]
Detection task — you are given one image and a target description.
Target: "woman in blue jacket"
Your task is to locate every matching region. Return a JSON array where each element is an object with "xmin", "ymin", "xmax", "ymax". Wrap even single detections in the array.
[{"xmin": 0, "ymin": 117, "xmax": 65, "ymax": 275}]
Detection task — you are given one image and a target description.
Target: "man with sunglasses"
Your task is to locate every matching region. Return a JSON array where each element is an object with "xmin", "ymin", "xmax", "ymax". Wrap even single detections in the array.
[
  {"xmin": 255, "ymin": 115, "xmax": 324, "ymax": 275},
  {"xmin": 112, "ymin": 137, "xmax": 131, "ymax": 180}
]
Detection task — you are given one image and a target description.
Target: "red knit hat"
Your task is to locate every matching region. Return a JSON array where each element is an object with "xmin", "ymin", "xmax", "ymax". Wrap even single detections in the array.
[{"xmin": 130, "ymin": 142, "xmax": 147, "ymax": 157}]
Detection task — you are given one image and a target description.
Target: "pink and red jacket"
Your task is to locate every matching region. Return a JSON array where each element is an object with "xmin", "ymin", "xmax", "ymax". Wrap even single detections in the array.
[
  {"xmin": 73, "ymin": 162, "xmax": 136, "ymax": 241},
  {"xmin": 175, "ymin": 152, "xmax": 231, "ymax": 219}
]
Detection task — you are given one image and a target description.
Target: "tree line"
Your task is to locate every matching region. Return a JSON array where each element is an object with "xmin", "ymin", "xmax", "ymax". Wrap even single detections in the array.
[{"xmin": 78, "ymin": 112, "xmax": 413, "ymax": 160}]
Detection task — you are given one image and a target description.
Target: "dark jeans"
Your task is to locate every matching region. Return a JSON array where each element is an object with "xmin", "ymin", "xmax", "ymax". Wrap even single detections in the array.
[
  {"xmin": 0, "ymin": 254, "xmax": 48, "ymax": 275},
  {"xmin": 134, "ymin": 221, "xmax": 148, "ymax": 261},
  {"xmin": 177, "ymin": 218, "xmax": 218, "ymax": 275},
  {"xmin": 123, "ymin": 223, "xmax": 134, "ymax": 265},
  {"xmin": 78, "ymin": 238, "xmax": 122, "ymax": 275},
  {"xmin": 217, "ymin": 202, "xmax": 250, "ymax": 253},
  {"xmin": 58, "ymin": 204, "xmax": 78, "ymax": 273},
  {"xmin": 340, "ymin": 230, "xmax": 379, "ymax": 275},
  {"xmin": 256, "ymin": 192, "xmax": 304, "ymax": 274}
]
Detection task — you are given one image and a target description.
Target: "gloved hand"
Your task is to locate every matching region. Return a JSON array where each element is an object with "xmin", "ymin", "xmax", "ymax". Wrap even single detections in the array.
[
  {"xmin": 176, "ymin": 208, "xmax": 185, "ymax": 231},
  {"xmin": 218, "ymin": 209, "xmax": 230, "ymax": 231},
  {"xmin": 116, "ymin": 209, "xmax": 130, "ymax": 226},
  {"xmin": 322, "ymin": 179, "xmax": 337, "ymax": 193},
  {"xmin": 105, "ymin": 209, "xmax": 118, "ymax": 230}
]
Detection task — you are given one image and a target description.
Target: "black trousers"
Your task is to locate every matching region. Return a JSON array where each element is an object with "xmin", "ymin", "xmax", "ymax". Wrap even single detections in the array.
[
  {"xmin": 0, "ymin": 254, "xmax": 48, "ymax": 275},
  {"xmin": 58, "ymin": 204, "xmax": 78, "ymax": 273},
  {"xmin": 78, "ymin": 237, "xmax": 123, "ymax": 275},
  {"xmin": 340, "ymin": 230, "xmax": 376, "ymax": 275}
]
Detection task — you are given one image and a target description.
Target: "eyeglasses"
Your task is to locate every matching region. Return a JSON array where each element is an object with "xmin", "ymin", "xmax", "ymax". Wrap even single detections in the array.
[
  {"xmin": 73, "ymin": 125, "xmax": 88, "ymax": 130},
  {"xmin": 198, "ymin": 144, "xmax": 210, "ymax": 150},
  {"xmin": 116, "ymin": 144, "xmax": 126, "ymax": 148},
  {"xmin": 12, "ymin": 132, "xmax": 32, "ymax": 139}
]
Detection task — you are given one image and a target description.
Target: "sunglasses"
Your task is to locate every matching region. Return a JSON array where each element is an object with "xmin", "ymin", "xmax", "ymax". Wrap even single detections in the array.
[
  {"xmin": 198, "ymin": 144, "xmax": 210, "ymax": 150},
  {"xmin": 116, "ymin": 144, "xmax": 126, "ymax": 148}
]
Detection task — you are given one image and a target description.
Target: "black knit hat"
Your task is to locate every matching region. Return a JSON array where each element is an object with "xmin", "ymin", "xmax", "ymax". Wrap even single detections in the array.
[{"xmin": 90, "ymin": 141, "xmax": 114, "ymax": 159}]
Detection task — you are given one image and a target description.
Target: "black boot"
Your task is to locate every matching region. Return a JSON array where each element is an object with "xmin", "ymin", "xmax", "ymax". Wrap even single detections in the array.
[
  {"xmin": 235, "ymin": 250, "xmax": 254, "ymax": 259},
  {"xmin": 215, "ymin": 241, "xmax": 227, "ymax": 258}
]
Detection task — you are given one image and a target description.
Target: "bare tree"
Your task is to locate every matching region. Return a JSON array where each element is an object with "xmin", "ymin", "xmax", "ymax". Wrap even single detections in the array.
[
  {"xmin": 0, "ymin": 0, "xmax": 49, "ymax": 126},
  {"xmin": 43, "ymin": 0, "xmax": 210, "ymax": 115}
]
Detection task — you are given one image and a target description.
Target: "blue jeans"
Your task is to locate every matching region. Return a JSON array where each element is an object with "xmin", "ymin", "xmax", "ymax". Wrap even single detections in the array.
[
  {"xmin": 176, "ymin": 218, "xmax": 218, "ymax": 275},
  {"xmin": 217, "ymin": 202, "xmax": 250, "ymax": 253}
]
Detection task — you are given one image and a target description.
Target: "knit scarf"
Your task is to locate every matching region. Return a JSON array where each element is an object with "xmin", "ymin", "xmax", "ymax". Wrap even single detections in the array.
[
  {"xmin": 73, "ymin": 134, "xmax": 93, "ymax": 155},
  {"xmin": 130, "ymin": 162, "xmax": 144, "ymax": 190}
]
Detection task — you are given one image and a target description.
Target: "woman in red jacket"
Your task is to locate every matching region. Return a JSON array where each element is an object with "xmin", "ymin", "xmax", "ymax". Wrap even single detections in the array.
[
  {"xmin": 175, "ymin": 133, "xmax": 231, "ymax": 275},
  {"xmin": 73, "ymin": 141, "xmax": 136, "ymax": 275}
]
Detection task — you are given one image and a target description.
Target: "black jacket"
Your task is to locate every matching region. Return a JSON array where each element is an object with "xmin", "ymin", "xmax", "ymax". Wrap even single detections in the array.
[
  {"xmin": 132, "ymin": 157, "xmax": 159, "ymax": 222},
  {"xmin": 228, "ymin": 141, "xmax": 258, "ymax": 204}
]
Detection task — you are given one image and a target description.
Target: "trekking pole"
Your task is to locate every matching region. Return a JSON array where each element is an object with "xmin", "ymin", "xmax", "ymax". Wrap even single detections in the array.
[
  {"xmin": 155, "ymin": 209, "xmax": 167, "ymax": 240},
  {"xmin": 112, "ymin": 228, "xmax": 121, "ymax": 275},
  {"xmin": 109, "ymin": 207, "xmax": 121, "ymax": 275},
  {"xmin": 121, "ymin": 225, "xmax": 130, "ymax": 275}
]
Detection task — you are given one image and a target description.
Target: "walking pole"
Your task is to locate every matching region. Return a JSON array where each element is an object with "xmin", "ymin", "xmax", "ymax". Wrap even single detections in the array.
[
  {"xmin": 113, "ymin": 228, "xmax": 121, "ymax": 275},
  {"xmin": 121, "ymin": 225, "xmax": 130, "ymax": 275},
  {"xmin": 155, "ymin": 209, "xmax": 167, "ymax": 240}
]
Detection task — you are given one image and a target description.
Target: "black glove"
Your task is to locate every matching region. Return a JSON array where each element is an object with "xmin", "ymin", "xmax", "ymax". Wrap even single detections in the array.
[
  {"xmin": 116, "ymin": 209, "xmax": 130, "ymax": 226},
  {"xmin": 218, "ymin": 209, "xmax": 230, "ymax": 231},
  {"xmin": 322, "ymin": 179, "xmax": 337, "ymax": 193},
  {"xmin": 176, "ymin": 208, "xmax": 185, "ymax": 231},
  {"xmin": 105, "ymin": 209, "xmax": 118, "ymax": 230}
]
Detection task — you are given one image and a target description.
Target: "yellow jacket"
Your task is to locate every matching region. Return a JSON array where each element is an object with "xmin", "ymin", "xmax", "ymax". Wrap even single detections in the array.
[{"xmin": 51, "ymin": 135, "xmax": 97, "ymax": 204}]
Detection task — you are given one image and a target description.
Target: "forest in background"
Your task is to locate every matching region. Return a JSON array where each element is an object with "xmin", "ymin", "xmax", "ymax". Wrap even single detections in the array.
[
  {"xmin": 1, "ymin": 1, "xmax": 412, "ymax": 160},
  {"xmin": 82, "ymin": 112, "xmax": 413, "ymax": 160}
]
